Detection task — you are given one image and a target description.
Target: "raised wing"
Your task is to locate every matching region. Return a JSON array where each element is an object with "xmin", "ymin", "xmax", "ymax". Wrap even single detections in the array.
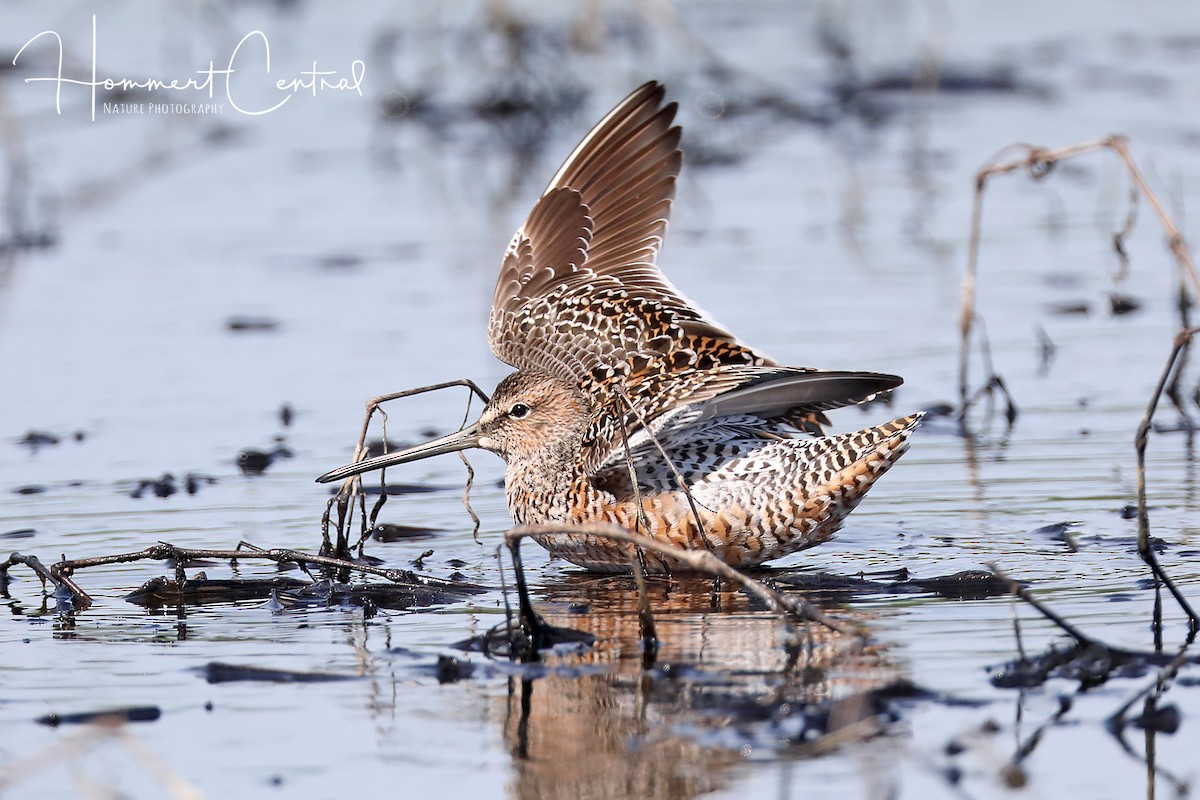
[{"xmin": 487, "ymin": 81, "xmax": 761, "ymax": 382}]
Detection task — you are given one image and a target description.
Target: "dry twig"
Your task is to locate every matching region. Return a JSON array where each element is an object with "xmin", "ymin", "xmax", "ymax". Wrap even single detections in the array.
[
  {"xmin": 1, "ymin": 542, "xmax": 451, "ymax": 612},
  {"xmin": 320, "ymin": 379, "xmax": 490, "ymax": 558},
  {"xmin": 959, "ymin": 135, "xmax": 1199, "ymax": 416},
  {"xmin": 1133, "ymin": 328, "xmax": 1200, "ymax": 634}
]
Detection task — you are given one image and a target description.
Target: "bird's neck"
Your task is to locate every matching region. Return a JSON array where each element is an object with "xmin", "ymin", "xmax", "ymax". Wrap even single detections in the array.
[{"xmin": 504, "ymin": 438, "xmax": 592, "ymax": 525}]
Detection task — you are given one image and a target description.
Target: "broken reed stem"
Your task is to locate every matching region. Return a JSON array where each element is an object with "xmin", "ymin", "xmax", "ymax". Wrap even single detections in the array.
[
  {"xmin": 1, "ymin": 543, "xmax": 444, "ymax": 612},
  {"xmin": 608, "ymin": 395, "xmax": 661, "ymax": 644},
  {"xmin": 959, "ymin": 134, "xmax": 1200, "ymax": 409},
  {"xmin": 614, "ymin": 391, "xmax": 652, "ymax": 570},
  {"xmin": 613, "ymin": 386, "xmax": 715, "ymax": 554},
  {"xmin": 320, "ymin": 494, "xmax": 337, "ymax": 553},
  {"xmin": 453, "ymin": 390, "xmax": 484, "ymax": 543},
  {"xmin": 1163, "ymin": 284, "xmax": 1195, "ymax": 424},
  {"xmin": 986, "ymin": 562, "xmax": 1095, "ymax": 647},
  {"xmin": 458, "ymin": 451, "xmax": 483, "ymax": 544},
  {"xmin": 630, "ymin": 548, "xmax": 659, "ymax": 669},
  {"xmin": 505, "ymin": 523, "xmax": 864, "ymax": 641},
  {"xmin": 320, "ymin": 379, "xmax": 492, "ymax": 557},
  {"xmin": 1135, "ymin": 328, "xmax": 1200, "ymax": 633}
]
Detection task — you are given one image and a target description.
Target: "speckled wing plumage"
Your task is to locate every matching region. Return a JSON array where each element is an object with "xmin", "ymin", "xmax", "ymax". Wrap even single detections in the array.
[
  {"xmin": 487, "ymin": 82, "xmax": 755, "ymax": 376},
  {"xmin": 487, "ymin": 82, "xmax": 899, "ymax": 474}
]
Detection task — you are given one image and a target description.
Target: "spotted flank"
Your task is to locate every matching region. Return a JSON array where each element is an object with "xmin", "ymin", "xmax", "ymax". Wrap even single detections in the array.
[
  {"xmin": 318, "ymin": 83, "xmax": 923, "ymax": 572},
  {"xmin": 528, "ymin": 412, "xmax": 923, "ymax": 571}
]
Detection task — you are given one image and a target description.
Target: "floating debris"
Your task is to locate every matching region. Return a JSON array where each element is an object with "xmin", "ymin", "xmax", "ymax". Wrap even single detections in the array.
[
  {"xmin": 125, "ymin": 573, "xmax": 486, "ymax": 612},
  {"xmin": 317, "ymin": 253, "xmax": 362, "ymax": 269},
  {"xmin": 1035, "ymin": 324, "xmax": 1056, "ymax": 375},
  {"xmin": 434, "ymin": 655, "xmax": 475, "ymax": 684},
  {"xmin": 237, "ymin": 441, "xmax": 293, "ymax": 476},
  {"xmin": 236, "ymin": 449, "xmax": 273, "ymax": 475},
  {"xmin": 199, "ymin": 662, "xmax": 356, "ymax": 684},
  {"xmin": 130, "ymin": 473, "xmax": 177, "ymax": 498},
  {"xmin": 37, "ymin": 706, "xmax": 161, "ymax": 727},
  {"xmin": 1030, "ymin": 521, "xmax": 1082, "ymax": 552},
  {"xmin": 17, "ymin": 430, "xmax": 59, "ymax": 452},
  {"xmin": 774, "ymin": 569, "xmax": 1014, "ymax": 601},
  {"xmin": 1130, "ymin": 702, "xmax": 1180, "ymax": 734},
  {"xmin": 1047, "ymin": 300, "xmax": 1091, "ymax": 315},
  {"xmin": 126, "ymin": 576, "xmax": 309, "ymax": 606},
  {"xmin": 454, "ymin": 620, "xmax": 596, "ymax": 659},
  {"xmin": 991, "ymin": 641, "xmax": 1196, "ymax": 690},
  {"xmin": 355, "ymin": 482, "xmax": 452, "ymax": 496},
  {"xmin": 913, "ymin": 571, "xmax": 1017, "ymax": 600},
  {"xmin": 918, "ymin": 403, "xmax": 956, "ymax": 417},
  {"xmin": 185, "ymin": 473, "xmax": 217, "ymax": 495},
  {"xmin": 127, "ymin": 471, "xmax": 216, "ymax": 498},
  {"xmin": 0, "ymin": 528, "xmax": 35, "ymax": 539},
  {"xmin": 1109, "ymin": 293, "xmax": 1142, "ymax": 315},
  {"xmin": 0, "ymin": 230, "xmax": 56, "ymax": 254},
  {"xmin": 372, "ymin": 523, "xmax": 443, "ymax": 542},
  {"xmin": 225, "ymin": 315, "xmax": 280, "ymax": 332},
  {"xmin": 863, "ymin": 65, "xmax": 1031, "ymax": 95}
]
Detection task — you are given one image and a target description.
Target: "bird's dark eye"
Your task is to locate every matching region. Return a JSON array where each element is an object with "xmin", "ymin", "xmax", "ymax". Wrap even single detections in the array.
[{"xmin": 509, "ymin": 402, "xmax": 531, "ymax": 419}]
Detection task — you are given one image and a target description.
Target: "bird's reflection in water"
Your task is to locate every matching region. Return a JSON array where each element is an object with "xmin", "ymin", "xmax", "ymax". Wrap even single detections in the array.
[{"xmin": 498, "ymin": 573, "xmax": 904, "ymax": 800}]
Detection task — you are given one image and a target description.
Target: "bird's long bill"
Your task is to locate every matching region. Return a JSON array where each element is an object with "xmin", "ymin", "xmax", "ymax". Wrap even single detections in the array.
[{"xmin": 315, "ymin": 424, "xmax": 482, "ymax": 484}]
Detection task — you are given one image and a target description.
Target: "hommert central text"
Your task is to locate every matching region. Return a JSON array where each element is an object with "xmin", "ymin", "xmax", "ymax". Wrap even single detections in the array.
[{"xmin": 14, "ymin": 14, "xmax": 366, "ymax": 121}]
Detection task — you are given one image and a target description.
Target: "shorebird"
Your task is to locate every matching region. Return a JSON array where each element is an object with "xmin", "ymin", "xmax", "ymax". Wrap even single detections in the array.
[{"xmin": 318, "ymin": 82, "xmax": 921, "ymax": 572}]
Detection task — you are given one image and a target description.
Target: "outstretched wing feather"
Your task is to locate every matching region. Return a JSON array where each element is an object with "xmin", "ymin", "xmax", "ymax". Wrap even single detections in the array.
[{"xmin": 488, "ymin": 82, "xmax": 756, "ymax": 378}]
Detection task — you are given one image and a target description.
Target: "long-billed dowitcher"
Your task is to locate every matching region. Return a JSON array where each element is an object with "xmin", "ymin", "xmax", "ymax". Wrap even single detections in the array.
[{"xmin": 318, "ymin": 82, "xmax": 922, "ymax": 572}]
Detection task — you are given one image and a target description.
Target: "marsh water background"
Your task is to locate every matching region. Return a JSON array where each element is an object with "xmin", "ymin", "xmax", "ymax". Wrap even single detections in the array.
[{"xmin": 2, "ymin": 1, "xmax": 1200, "ymax": 797}]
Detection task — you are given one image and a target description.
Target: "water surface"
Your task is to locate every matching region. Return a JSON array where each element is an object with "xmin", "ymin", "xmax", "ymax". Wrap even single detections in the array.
[{"xmin": 2, "ymin": 2, "xmax": 1199, "ymax": 798}]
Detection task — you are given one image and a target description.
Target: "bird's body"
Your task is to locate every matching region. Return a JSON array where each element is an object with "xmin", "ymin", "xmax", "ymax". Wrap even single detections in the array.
[{"xmin": 318, "ymin": 82, "xmax": 921, "ymax": 572}]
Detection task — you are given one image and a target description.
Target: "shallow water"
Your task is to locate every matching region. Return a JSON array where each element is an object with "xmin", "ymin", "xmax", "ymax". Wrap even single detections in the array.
[{"xmin": 2, "ymin": 2, "xmax": 1200, "ymax": 798}]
